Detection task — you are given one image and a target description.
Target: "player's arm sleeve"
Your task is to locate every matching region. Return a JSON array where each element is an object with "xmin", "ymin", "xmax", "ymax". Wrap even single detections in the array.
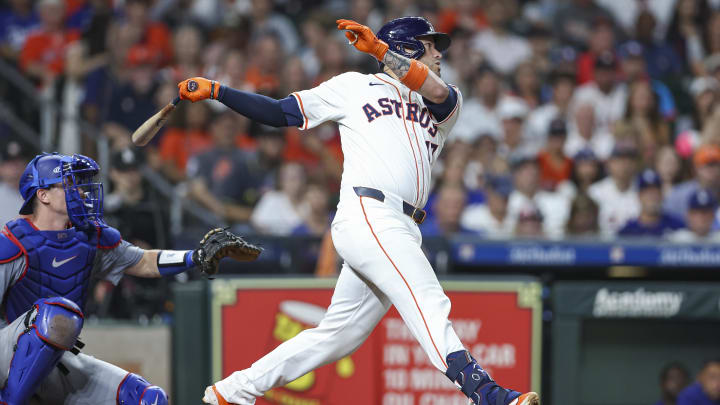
[
  {"xmin": 432, "ymin": 85, "xmax": 463, "ymax": 135},
  {"xmin": 94, "ymin": 240, "xmax": 144, "ymax": 286},
  {"xmin": 422, "ymin": 85, "xmax": 458, "ymax": 123},
  {"xmin": 289, "ymin": 74, "xmax": 349, "ymax": 130},
  {"xmin": 217, "ymin": 86, "xmax": 303, "ymax": 127}
]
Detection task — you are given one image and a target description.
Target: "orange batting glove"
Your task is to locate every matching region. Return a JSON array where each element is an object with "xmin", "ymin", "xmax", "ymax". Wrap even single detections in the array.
[
  {"xmin": 177, "ymin": 77, "xmax": 221, "ymax": 103},
  {"xmin": 336, "ymin": 19, "xmax": 389, "ymax": 61}
]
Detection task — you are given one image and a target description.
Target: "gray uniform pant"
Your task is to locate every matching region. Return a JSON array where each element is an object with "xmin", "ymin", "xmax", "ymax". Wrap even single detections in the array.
[{"xmin": 0, "ymin": 308, "xmax": 128, "ymax": 404}]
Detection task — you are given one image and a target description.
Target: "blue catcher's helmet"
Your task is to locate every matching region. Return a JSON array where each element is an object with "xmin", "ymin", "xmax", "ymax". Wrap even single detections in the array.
[
  {"xmin": 19, "ymin": 152, "xmax": 105, "ymax": 230},
  {"xmin": 377, "ymin": 17, "xmax": 451, "ymax": 63}
]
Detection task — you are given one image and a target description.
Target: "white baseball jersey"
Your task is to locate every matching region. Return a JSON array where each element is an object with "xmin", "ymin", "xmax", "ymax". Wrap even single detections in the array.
[
  {"xmin": 214, "ymin": 72, "xmax": 477, "ymax": 405},
  {"xmin": 291, "ymin": 72, "xmax": 462, "ymax": 208}
]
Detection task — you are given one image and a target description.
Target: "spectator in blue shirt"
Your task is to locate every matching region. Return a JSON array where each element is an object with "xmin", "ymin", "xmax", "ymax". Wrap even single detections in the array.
[
  {"xmin": 618, "ymin": 41, "xmax": 677, "ymax": 121},
  {"xmin": 420, "ymin": 184, "xmax": 475, "ymax": 237},
  {"xmin": 653, "ymin": 362, "xmax": 690, "ymax": 405},
  {"xmin": 619, "ymin": 169, "xmax": 684, "ymax": 237},
  {"xmin": 677, "ymin": 359, "xmax": 720, "ymax": 405},
  {"xmin": 0, "ymin": 0, "xmax": 38, "ymax": 61}
]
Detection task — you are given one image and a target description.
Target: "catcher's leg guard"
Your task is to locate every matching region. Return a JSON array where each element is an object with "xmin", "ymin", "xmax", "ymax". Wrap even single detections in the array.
[
  {"xmin": 117, "ymin": 373, "xmax": 168, "ymax": 405},
  {"xmin": 445, "ymin": 350, "xmax": 523, "ymax": 405},
  {"xmin": 1, "ymin": 297, "xmax": 83, "ymax": 405}
]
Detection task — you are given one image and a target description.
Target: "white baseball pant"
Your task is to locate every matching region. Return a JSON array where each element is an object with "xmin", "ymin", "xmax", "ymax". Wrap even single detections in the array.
[{"xmin": 214, "ymin": 188, "xmax": 465, "ymax": 403}]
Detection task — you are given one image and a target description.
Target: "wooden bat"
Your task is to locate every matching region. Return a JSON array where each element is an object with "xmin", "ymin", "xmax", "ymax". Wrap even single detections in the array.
[{"xmin": 131, "ymin": 96, "xmax": 181, "ymax": 146}]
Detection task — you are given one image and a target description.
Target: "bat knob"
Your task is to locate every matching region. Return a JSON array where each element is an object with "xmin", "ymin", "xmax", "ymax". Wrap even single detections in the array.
[{"xmin": 187, "ymin": 80, "xmax": 199, "ymax": 92}]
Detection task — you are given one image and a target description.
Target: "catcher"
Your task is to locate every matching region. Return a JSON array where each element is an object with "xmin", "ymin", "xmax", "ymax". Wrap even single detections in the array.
[{"xmin": 0, "ymin": 152, "xmax": 260, "ymax": 405}]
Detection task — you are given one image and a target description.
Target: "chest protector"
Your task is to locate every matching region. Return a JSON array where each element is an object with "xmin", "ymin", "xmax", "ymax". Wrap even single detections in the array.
[{"xmin": 4, "ymin": 219, "xmax": 97, "ymax": 323}]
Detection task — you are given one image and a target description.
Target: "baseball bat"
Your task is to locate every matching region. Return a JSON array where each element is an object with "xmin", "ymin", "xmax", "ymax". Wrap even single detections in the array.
[{"xmin": 131, "ymin": 96, "xmax": 181, "ymax": 146}]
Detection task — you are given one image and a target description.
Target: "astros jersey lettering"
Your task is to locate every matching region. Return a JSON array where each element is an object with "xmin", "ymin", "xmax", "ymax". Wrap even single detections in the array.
[{"xmin": 292, "ymin": 71, "xmax": 461, "ymax": 207}]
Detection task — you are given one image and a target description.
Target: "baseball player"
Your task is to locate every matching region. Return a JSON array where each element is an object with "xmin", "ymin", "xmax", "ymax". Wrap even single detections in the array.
[
  {"xmin": 0, "ymin": 152, "xmax": 259, "ymax": 405},
  {"xmin": 180, "ymin": 17, "xmax": 539, "ymax": 405}
]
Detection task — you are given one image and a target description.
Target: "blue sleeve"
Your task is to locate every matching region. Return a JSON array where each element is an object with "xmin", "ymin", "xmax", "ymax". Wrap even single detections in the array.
[
  {"xmin": 422, "ymin": 85, "xmax": 458, "ymax": 122},
  {"xmin": 217, "ymin": 85, "xmax": 303, "ymax": 127}
]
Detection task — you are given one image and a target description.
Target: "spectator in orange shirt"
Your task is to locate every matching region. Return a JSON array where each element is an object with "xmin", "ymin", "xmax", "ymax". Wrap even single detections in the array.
[
  {"xmin": 576, "ymin": 19, "xmax": 616, "ymax": 85},
  {"xmin": 244, "ymin": 34, "xmax": 283, "ymax": 96},
  {"xmin": 19, "ymin": 0, "xmax": 79, "ymax": 87},
  {"xmin": 538, "ymin": 119, "xmax": 572, "ymax": 191},
  {"xmin": 158, "ymin": 102, "xmax": 213, "ymax": 182},
  {"xmin": 437, "ymin": 0, "xmax": 487, "ymax": 34},
  {"xmin": 123, "ymin": 0, "xmax": 172, "ymax": 66}
]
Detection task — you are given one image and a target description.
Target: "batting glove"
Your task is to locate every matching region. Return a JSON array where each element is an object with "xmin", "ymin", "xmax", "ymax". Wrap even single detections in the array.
[
  {"xmin": 336, "ymin": 19, "xmax": 389, "ymax": 61},
  {"xmin": 178, "ymin": 77, "xmax": 221, "ymax": 103}
]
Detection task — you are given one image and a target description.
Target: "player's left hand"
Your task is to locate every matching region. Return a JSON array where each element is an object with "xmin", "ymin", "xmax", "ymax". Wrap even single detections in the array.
[
  {"xmin": 193, "ymin": 228, "xmax": 261, "ymax": 276},
  {"xmin": 336, "ymin": 19, "xmax": 389, "ymax": 61}
]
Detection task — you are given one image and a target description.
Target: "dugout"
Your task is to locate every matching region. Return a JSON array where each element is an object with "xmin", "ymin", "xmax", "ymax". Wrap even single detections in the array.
[{"xmin": 551, "ymin": 281, "xmax": 720, "ymax": 405}]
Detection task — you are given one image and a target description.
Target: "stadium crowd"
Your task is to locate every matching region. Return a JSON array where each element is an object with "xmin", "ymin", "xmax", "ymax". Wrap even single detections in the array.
[{"xmin": 3, "ymin": 0, "xmax": 720, "ymax": 245}]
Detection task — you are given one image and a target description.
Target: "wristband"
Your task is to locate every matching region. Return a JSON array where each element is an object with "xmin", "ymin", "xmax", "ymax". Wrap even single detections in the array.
[
  {"xmin": 400, "ymin": 60, "xmax": 429, "ymax": 91},
  {"xmin": 157, "ymin": 250, "xmax": 195, "ymax": 276}
]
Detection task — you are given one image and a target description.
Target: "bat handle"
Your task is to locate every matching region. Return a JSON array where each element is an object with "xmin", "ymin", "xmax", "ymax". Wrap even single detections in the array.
[{"xmin": 172, "ymin": 96, "xmax": 181, "ymax": 106}]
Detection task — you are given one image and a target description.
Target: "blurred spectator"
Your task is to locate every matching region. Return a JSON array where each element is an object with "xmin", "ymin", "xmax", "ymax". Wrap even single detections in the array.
[
  {"xmin": 552, "ymin": 0, "xmax": 617, "ymax": 50},
  {"xmin": 249, "ymin": 0, "xmax": 299, "ymax": 58},
  {"xmin": 420, "ymin": 184, "xmax": 472, "ymax": 237},
  {"xmin": 463, "ymin": 134, "xmax": 508, "ymax": 192},
  {"xmin": 675, "ymin": 77, "xmax": 719, "ymax": 156},
  {"xmin": 652, "ymin": 362, "xmax": 690, "ymax": 405},
  {"xmin": 588, "ymin": 141, "xmax": 640, "ymax": 236},
  {"xmin": 165, "ymin": 24, "xmax": 204, "ymax": 83},
  {"xmin": 665, "ymin": 144, "xmax": 720, "ymax": 219},
  {"xmin": 498, "ymin": 98, "xmax": 533, "ymax": 161},
  {"xmin": 507, "ymin": 156, "xmax": 570, "ymax": 239},
  {"xmin": 453, "ymin": 65, "xmax": 516, "ymax": 143},
  {"xmin": 81, "ymin": 22, "xmax": 137, "ymax": 125},
  {"xmin": 676, "ymin": 359, "xmax": 720, "ymax": 405},
  {"xmin": 537, "ymin": 119, "xmax": 572, "ymax": 191},
  {"xmin": 513, "ymin": 203, "xmax": 545, "ymax": 238},
  {"xmin": 0, "ymin": 0, "xmax": 38, "ymax": 61},
  {"xmin": 19, "ymin": 0, "xmax": 80, "ymax": 87},
  {"xmin": 526, "ymin": 70, "xmax": 576, "ymax": 152},
  {"xmin": 618, "ymin": 169, "xmax": 684, "ymax": 237},
  {"xmin": 186, "ymin": 111, "xmax": 262, "ymax": 225},
  {"xmin": 158, "ymin": 102, "xmax": 212, "ymax": 182},
  {"xmin": 571, "ymin": 52, "xmax": 627, "ymax": 135},
  {"xmin": 665, "ymin": 0, "xmax": 711, "ymax": 76},
  {"xmin": 437, "ymin": 0, "xmax": 487, "ymax": 34},
  {"xmin": 292, "ymin": 182, "xmax": 331, "ymax": 237},
  {"xmin": 525, "ymin": 26, "xmax": 553, "ymax": 78},
  {"xmin": 122, "ymin": 0, "xmax": 172, "ymax": 66},
  {"xmin": 562, "ymin": 148, "xmax": 603, "ymax": 199},
  {"xmin": 461, "ymin": 175, "xmax": 513, "ymax": 238},
  {"xmin": 102, "ymin": 46, "xmax": 162, "ymax": 149},
  {"xmin": 669, "ymin": 189, "xmax": 720, "ymax": 242},
  {"xmin": 655, "ymin": 146, "xmax": 685, "ymax": 199},
  {"xmin": 471, "ymin": 0, "xmax": 531, "ymax": 76},
  {"xmin": 0, "ymin": 141, "xmax": 30, "ymax": 224},
  {"xmin": 618, "ymin": 41, "xmax": 677, "ymax": 121},
  {"xmin": 616, "ymin": 80, "xmax": 671, "ymax": 166},
  {"xmin": 703, "ymin": 12, "xmax": 720, "ymax": 67},
  {"xmin": 576, "ymin": 19, "xmax": 616, "ymax": 85},
  {"xmin": 251, "ymin": 162, "xmax": 306, "ymax": 235},
  {"xmin": 632, "ymin": 10, "xmax": 683, "ymax": 80},
  {"xmin": 595, "ymin": 0, "xmax": 676, "ymax": 40},
  {"xmin": 511, "ymin": 61, "xmax": 541, "ymax": 108},
  {"xmin": 245, "ymin": 34, "xmax": 284, "ymax": 96},
  {"xmin": 105, "ymin": 148, "xmax": 166, "ymax": 248},
  {"xmin": 564, "ymin": 103, "xmax": 614, "ymax": 160},
  {"xmin": 565, "ymin": 193, "xmax": 599, "ymax": 237}
]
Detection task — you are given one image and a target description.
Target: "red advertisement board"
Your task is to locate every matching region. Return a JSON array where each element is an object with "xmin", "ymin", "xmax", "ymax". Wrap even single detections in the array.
[{"xmin": 211, "ymin": 279, "xmax": 541, "ymax": 405}]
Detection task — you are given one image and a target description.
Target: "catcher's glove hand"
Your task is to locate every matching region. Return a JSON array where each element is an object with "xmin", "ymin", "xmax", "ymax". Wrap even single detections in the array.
[{"xmin": 193, "ymin": 228, "xmax": 261, "ymax": 276}]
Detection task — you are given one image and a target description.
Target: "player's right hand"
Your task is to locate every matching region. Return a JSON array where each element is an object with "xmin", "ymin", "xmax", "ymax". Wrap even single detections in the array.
[
  {"xmin": 336, "ymin": 19, "xmax": 389, "ymax": 61},
  {"xmin": 177, "ymin": 77, "xmax": 221, "ymax": 103}
]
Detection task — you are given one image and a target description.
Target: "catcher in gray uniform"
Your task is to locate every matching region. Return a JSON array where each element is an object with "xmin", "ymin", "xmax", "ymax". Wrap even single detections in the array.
[{"xmin": 0, "ymin": 152, "xmax": 260, "ymax": 405}]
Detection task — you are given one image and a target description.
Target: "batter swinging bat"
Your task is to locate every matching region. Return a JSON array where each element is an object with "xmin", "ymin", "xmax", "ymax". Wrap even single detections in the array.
[{"xmin": 131, "ymin": 96, "xmax": 181, "ymax": 146}]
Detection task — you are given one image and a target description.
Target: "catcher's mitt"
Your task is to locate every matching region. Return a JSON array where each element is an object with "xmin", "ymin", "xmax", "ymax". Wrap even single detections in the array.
[{"xmin": 193, "ymin": 228, "xmax": 261, "ymax": 276}]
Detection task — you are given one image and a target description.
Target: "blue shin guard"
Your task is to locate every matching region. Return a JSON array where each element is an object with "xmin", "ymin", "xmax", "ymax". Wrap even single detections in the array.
[
  {"xmin": 117, "ymin": 373, "xmax": 168, "ymax": 405},
  {"xmin": 1, "ymin": 297, "xmax": 83, "ymax": 405},
  {"xmin": 445, "ymin": 350, "xmax": 521, "ymax": 405}
]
